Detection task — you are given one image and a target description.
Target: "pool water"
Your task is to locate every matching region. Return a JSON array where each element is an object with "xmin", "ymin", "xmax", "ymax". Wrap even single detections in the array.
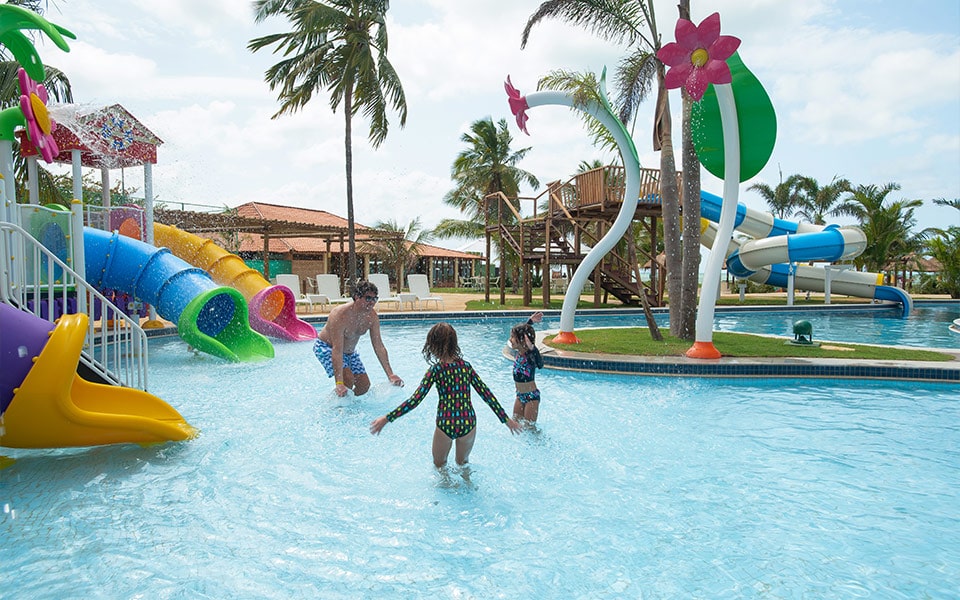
[
  {"xmin": 1, "ymin": 314, "xmax": 959, "ymax": 598},
  {"xmin": 710, "ymin": 302, "xmax": 960, "ymax": 349}
]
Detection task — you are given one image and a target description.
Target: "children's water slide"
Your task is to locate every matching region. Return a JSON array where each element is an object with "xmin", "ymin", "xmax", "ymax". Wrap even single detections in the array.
[
  {"xmin": 0, "ymin": 303, "xmax": 196, "ymax": 449},
  {"xmin": 697, "ymin": 190, "xmax": 913, "ymax": 314},
  {"xmin": 83, "ymin": 227, "xmax": 274, "ymax": 361},
  {"xmin": 153, "ymin": 223, "xmax": 316, "ymax": 342}
]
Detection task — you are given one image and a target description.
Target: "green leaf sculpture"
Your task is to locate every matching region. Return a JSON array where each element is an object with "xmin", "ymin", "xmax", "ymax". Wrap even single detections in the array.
[{"xmin": 692, "ymin": 52, "xmax": 776, "ymax": 182}]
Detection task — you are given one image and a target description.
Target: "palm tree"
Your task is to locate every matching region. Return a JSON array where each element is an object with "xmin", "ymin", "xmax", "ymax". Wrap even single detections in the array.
[
  {"xmin": 249, "ymin": 0, "xmax": 407, "ymax": 283},
  {"xmin": 836, "ymin": 183, "xmax": 925, "ymax": 274},
  {"xmin": 793, "ymin": 175, "xmax": 851, "ymax": 225},
  {"xmin": 434, "ymin": 117, "xmax": 538, "ymax": 294},
  {"xmin": 434, "ymin": 117, "xmax": 538, "ymax": 240},
  {"xmin": 522, "ymin": 0, "xmax": 695, "ymax": 337},
  {"xmin": 576, "ymin": 159, "xmax": 607, "ymax": 174},
  {"xmin": 746, "ymin": 167, "xmax": 806, "ymax": 219},
  {"xmin": 369, "ymin": 217, "xmax": 432, "ymax": 293},
  {"xmin": 925, "ymin": 198, "xmax": 960, "ymax": 298}
]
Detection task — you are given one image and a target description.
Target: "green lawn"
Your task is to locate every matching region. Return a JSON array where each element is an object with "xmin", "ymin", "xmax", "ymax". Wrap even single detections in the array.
[{"xmin": 544, "ymin": 328, "xmax": 955, "ymax": 361}]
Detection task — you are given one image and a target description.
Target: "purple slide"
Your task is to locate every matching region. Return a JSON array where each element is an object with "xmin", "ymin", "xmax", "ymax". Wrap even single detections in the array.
[{"xmin": 0, "ymin": 302, "xmax": 55, "ymax": 415}]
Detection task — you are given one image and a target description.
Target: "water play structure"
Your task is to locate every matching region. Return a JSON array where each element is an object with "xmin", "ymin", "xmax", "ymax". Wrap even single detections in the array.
[
  {"xmin": 506, "ymin": 72, "xmax": 641, "ymax": 344},
  {"xmin": 0, "ymin": 6, "xmax": 201, "ymax": 454},
  {"xmin": 698, "ymin": 191, "xmax": 912, "ymax": 311},
  {"xmin": 84, "ymin": 227, "xmax": 274, "ymax": 361},
  {"xmin": 153, "ymin": 222, "xmax": 316, "ymax": 341},
  {"xmin": 0, "ymin": 303, "xmax": 196, "ymax": 448}
]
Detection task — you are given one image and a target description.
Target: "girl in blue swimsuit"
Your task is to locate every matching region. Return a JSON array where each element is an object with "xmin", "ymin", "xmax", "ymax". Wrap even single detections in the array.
[
  {"xmin": 510, "ymin": 311, "xmax": 544, "ymax": 425},
  {"xmin": 370, "ymin": 322, "xmax": 521, "ymax": 467}
]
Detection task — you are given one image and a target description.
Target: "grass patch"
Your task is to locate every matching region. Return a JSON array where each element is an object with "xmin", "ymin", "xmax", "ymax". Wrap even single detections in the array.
[{"xmin": 544, "ymin": 328, "xmax": 955, "ymax": 362}]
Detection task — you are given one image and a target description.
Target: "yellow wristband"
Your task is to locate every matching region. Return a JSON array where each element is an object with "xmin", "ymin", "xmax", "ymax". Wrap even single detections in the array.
[{"xmin": 336, "ymin": 380, "xmax": 344, "ymax": 385}]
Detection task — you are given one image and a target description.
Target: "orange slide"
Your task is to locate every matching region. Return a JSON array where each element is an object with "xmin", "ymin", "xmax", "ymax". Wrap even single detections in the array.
[{"xmin": 153, "ymin": 223, "xmax": 316, "ymax": 341}]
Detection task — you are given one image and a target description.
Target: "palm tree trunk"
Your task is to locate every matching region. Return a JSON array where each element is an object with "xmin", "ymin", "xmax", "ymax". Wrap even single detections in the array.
[
  {"xmin": 628, "ymin": 222, "xmax": 662, "ymax": 340},
  {"xmin": 655, "ymin": 70, "xmax": 683, "ymax": 337},
  {"xmin": 675, "ymin": 0, "xmax": 701, "ymax": 341},
  {"xmin": 679, "ymin": 92, "xmax": 702, "ymax": 340},
  {"xmin": 344, "ymin": 87, "xmax": 358, "ymax": 286}
]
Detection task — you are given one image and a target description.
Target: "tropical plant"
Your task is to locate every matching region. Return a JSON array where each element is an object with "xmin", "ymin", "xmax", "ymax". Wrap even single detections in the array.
[
  {"xmin": 522, "ymin": 0, "xmax": 697, "ymax": 338},
  {"xmin": 434, "ymin": 117, "xmax": 538, "ymax": 293},
  {"xmin": 576, "ymin": 158, "xmax": 607, "ymax": 174},
  {"xmin": 793, "ymin": 175, "xmax": 851, "ymax": 225},
  {"xmin": 435, "ymin": 117, "xmax": 537, "ymax": 239},
  {"xmin": 0, "ymin": 1, "xmax": 74, "ymax": 205},
  {"xmin": 369, "ymin": 217, "xmax": 432, "ymax": 293},
  {"xmin": 925, "ymin": 198, "xmax": 960, "ymax": 297},
  {"xmin": 49, "ymin": 171, "xmax": 140, "ymax": 207},
  {"xmin": 249, "ymin": 0, "xmax": 407, "ymax": 283},
  {"xmin": 836, "ymin": 183, "xmax": 926, "ymax": 274},
  {"xmin": 745, "ymin": 167, "xmax": 806, "ymax": 219},
  {"xmin": 537, "ymin": 69, "xmax": 620, "ymax": 155}
]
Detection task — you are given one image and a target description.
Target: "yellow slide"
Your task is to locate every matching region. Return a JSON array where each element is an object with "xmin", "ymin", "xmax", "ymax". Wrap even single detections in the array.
[
  {"xmin": 1, "ymin": 313, "xmax": 197, "ymax": 449},
  {"xmin": 153, "ymin": 223, "xmax": 316, "ymax": 341}
]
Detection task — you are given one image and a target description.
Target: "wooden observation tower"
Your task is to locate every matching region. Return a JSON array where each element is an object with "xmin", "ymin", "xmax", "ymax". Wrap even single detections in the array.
[{"xmin": 483, "ymin": 165, "xmax": 674, "ymax": 308}]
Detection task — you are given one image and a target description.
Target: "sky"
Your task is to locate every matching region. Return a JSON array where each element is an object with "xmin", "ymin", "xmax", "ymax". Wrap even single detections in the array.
[{"xmin": 31, "ymin": 0, "xmax": 960, "ymax": 250}]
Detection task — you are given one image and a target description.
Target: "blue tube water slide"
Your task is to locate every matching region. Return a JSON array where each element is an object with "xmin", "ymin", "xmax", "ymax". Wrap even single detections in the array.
[
  {"xmin": 699, "ymin": 191, "xmax": 912, "ymax": 315},
  {"xmin": 83, "ymin": 227, "xmax": 274, "ymax": 361}
]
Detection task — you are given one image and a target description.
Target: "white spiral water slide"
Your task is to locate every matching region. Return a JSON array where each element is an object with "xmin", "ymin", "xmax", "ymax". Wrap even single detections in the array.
[{"xmin": 697, "ymin": 190, "xmax": 912, "ymax": 314}]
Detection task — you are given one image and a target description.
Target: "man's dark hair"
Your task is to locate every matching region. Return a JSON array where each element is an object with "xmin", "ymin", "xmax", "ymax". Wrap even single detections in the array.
[{"xmin": 353, "ymin": 280, "xmax": 378, "ymax": 299}]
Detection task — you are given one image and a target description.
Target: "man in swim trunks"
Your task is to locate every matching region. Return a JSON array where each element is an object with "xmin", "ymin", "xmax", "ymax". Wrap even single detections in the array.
[{"xmin": 314, "ymin": 279, "xmax": 404, "ymax": 397}]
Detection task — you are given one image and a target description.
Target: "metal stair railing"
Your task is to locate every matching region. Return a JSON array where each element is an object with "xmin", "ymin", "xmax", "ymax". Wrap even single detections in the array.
[{"xmin": 0, "ymin": 221, "xmax": 149, "ymax": 390}]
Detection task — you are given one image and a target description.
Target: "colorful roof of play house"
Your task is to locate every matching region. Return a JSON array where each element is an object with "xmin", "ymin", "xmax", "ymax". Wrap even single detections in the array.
[{"xmin": 17, "ymin": 103, "xmax": 163, "ymax": 169}]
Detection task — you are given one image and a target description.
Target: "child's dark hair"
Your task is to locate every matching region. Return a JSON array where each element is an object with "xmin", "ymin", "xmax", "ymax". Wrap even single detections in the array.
[
  {"xmin": 511, "ymin": 323, "xmax": 536, "ymax": 347},
  {"xmin": 422, "ymin": 322, "xmax": 462, "ymax": 364}
]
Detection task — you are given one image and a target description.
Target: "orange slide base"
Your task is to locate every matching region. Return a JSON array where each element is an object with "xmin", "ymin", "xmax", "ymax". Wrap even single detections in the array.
[{"xmin": 685, "ymin": 341, "xmax": 722, "ymax": 359}]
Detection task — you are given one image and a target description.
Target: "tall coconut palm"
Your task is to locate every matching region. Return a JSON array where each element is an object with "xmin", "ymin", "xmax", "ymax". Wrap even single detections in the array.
[
  {"xmin": 434, "ymin": 117, "xmax": 538, "ymax": 240},
  {"xmin": 370, "ymin": 217, "xmax": 432, "ymax": 293},
  {"xmin": 434, "ymin": 117, "xmax": 538, "ymax": 293},
  {"xmin": 746, "ymin": 168, "xmax": 806, "ymax": 219},
  {"xmin": 522, "ymin": 0, "xmax": 695, "ymax": 337},
  {"xmin": 793, "ymin": 175, "xmax": 851, "ymax": 225},
  {"xmin": 249, "ymin": 0, "xmax": 407, "ymax": 283}
]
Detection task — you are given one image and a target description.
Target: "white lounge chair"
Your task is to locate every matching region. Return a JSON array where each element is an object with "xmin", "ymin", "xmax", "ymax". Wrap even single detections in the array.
[
  {"xmin": 275, "ymin": 274, "xmax": 316, "ymax": 313},
  {"xmin": 368, "ymin": 273, "xmax": 402, "ymax": 311},
  {"xmin": 407, "ymin": 274, "xmax": 444, "ymax": 310},
  {"xmin": 314, "ymin": 274, "xmax": 353, "ymax": 306}
]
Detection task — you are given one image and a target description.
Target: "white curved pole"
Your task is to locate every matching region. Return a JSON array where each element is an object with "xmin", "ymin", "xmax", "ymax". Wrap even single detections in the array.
[
  {"xmin": 688, "ymin": 83, "xmax": 739, "ymax": 358},
  {"xmin": 521, "ymin": 90, "xmax": 640, "ymax": 341}
]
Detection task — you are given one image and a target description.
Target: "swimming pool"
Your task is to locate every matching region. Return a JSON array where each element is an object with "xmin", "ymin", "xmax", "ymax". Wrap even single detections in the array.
[
  {"xmin": 710, "ymin": 301, "xmax": 960, "ymax": 349},
  {"xmin": 2, "ymin": 313, "xmax": 958, "ymax": 598}
]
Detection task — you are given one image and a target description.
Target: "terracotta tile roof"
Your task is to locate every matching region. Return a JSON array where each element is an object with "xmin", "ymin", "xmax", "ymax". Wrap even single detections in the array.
[
  {"xmin": 233, "ymin": 202, "xmax": 481, "ymax": 260},
  {"xmin": 406, "ymin": 241, "xmax": 482, "ymax": 260},
  {"xmin": 236, "ymin": 202, "xmax": 370, "ymax": 231},
  {"xmin": 155, "ymin": 201, "xmax": 479, "ymax": 261}
]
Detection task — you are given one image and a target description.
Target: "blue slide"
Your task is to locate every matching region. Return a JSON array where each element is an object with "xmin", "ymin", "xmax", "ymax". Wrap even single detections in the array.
[
  {"xmin": 84, "ymin": 228, "xmax": 274, "ymax": 361},
  {"xmin": 698, "ymin": 191, "xmax": 912, "ymax": 315}
]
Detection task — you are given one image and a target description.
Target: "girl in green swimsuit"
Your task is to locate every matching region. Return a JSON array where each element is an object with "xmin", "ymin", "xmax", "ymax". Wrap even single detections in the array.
[{"xmin": 370, "ymin": 322, "xmax": 521, "ymax": 468}]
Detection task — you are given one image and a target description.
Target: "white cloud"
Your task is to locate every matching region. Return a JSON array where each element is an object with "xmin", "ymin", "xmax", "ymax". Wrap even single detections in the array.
[{"xmin": 30, "ymin": 0, "xmax": 960, "ymax": 242}]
